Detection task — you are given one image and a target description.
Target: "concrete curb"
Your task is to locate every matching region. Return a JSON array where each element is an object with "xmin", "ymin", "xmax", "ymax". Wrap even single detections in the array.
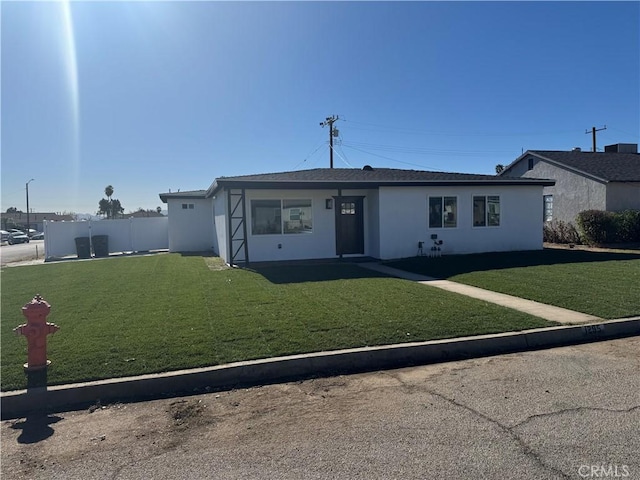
[{"xmin": 2, "ymin": 317, "xmax": 639, "ymax": 420}]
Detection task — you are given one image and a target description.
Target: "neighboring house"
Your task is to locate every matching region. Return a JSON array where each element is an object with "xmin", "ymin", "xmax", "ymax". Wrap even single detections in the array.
[
  {"xmin": 499, "ymin": 143, "xmax": 640, "ymax": 224},
  {"xmin": 0, "ymin": 212, "xmax": 74, "ymax": 232},
  {"xmin": 159, "ymin": 167, "xmax": 554, "ymax": 264},
  {"xmin": 127, "ymin": 209, "xmax": 165, "ymax": 218}
]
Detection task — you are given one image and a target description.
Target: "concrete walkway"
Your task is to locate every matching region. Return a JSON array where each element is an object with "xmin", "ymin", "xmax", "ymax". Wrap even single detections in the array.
[{"xmin": 359, "ymin": 263, "xmax": 601, "ymax": 325}]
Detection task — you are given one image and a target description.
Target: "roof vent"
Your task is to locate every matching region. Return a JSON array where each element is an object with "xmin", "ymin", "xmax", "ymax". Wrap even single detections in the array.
[
  {"xmin": 362, "ymin": 165, "xmax": 373, "ymax": 171},
  {"xmin": 572, "ymin": 147, "xmax": 581, "ymax": 152}
]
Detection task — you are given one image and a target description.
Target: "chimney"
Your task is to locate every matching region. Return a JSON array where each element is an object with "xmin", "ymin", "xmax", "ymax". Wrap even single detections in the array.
[{"xmin": 604, "ymin": 143, "xmax": 638, "ymax": 153}]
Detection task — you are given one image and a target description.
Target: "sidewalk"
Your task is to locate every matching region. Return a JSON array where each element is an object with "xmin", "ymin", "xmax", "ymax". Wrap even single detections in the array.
[{"xmin": 359, "ymin": 263, "xmax": 601, "ymax": 324}]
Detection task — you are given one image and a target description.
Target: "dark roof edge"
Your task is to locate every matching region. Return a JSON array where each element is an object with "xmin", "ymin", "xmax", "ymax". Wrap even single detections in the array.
[
  {"xmin": 158, "ymin": 191, "xmax": 207, "ymax": 203},
  {"xmin": 208, "ymin": 178, "xmax": 555, "ymax": 194}
]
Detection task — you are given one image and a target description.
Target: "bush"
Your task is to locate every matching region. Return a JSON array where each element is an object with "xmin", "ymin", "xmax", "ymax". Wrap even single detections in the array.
[
  {"xmin": 576, "ymin": 209, "xmax": 640, "ymax": 245},
  {"xmin": 543, "ymin": 220, "xmax": 581, "ymax": 244},
  {"xmin": 615, "ymin": 210, "xmax": 640, "ymax": 243}
]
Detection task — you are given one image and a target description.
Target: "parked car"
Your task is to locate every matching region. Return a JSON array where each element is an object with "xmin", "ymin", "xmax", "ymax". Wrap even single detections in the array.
[
  {"xmin": 31, "ymin": 231, "xmax": 44, "ymax": 240},
  {"xmin": 8, "ymin": 231, "xmax": 30, "ymax": 244},
  {"xmin": 0, "ymin": 230, "xmax": 10, "ymax": 243}
]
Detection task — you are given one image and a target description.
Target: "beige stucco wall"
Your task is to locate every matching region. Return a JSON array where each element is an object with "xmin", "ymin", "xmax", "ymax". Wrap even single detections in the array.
[
  {"xmin": 506, "ymin": 156, "xmax": 607, "ymax": 223},
  {"xmin": 606, "ymin": 182, "xmax": 640, "ymax": 212}
]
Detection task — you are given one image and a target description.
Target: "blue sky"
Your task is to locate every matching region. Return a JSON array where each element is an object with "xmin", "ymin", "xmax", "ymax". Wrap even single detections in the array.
[{"xmin": 2, "ymin": 1, "xmax": 639, "ymax": 215}]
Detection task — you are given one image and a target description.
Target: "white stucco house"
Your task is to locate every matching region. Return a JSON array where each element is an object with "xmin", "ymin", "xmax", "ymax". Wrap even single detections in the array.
[{"xmin": 159, "ymin": 167, "xmax": 555, "ymax": 265}]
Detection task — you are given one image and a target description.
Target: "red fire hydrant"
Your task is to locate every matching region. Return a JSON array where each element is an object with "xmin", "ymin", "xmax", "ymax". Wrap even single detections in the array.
[{"xmin": 14, "ymin": 294, "xmax": 59, "ymax": 371}]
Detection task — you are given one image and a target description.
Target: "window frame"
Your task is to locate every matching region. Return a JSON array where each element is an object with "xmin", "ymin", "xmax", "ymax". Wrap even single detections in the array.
[
  {"xmin": 250, "ymin": 199, "xmax": 313, "ymax": 236},
  {"xmin": 472, "ymin": 195, "xmax": 501, "ymax": 228},
  {"xmin": 428, "ymin": 196, "xmax": 458, "ymax": 229}
]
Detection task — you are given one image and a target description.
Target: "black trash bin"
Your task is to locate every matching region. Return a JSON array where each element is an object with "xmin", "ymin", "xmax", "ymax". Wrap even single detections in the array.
[
  {"xmin": 75, "ymin": 237, "xmax": 91, "ymax": 259},
  {"xmin": 92, "ymin": 235, "xmax": 109, "ymax": 258}
]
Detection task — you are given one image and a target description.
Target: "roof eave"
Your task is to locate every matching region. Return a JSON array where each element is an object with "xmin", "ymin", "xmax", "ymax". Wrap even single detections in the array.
[
  {"xmin": 213, "ymin": 178, "xmax": 555, "ymax": 190},
  {"xmin": 530, "ymin": 152, "xmax": 609, "ymax": 183},
  {"xmin": 498, "ymin": 150, "xmax": 532, "ymax": 176},
  {"xmin": 158, "ymin": 192, "xmax": 207, "ymax": 203}
]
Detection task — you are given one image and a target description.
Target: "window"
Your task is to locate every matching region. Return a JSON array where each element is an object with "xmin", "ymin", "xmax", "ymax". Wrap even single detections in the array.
[
  {"xmin": 283, "ymin": 199, "xmax": 312, "ymax": 234},
  {"xmin": 528, "ymin": 158, "xmax": 534, "ymax": 170},
  {"xmin": 341, "ymin": 202, "xmax": 356, "ymax": 215},
  {"xmin": 181, "ymin": 203, "xmax": 194, "ymax": 209},
  {"xmin": 251, "ymin": 200, "xmax": 282, "ymax": 235},
  {"xmin": 543, "ymin": 195, "xmax": 553, "ymax": 222},
  {"xmin": 473, "ymin": 195, "xmax": 500, "ymax": 227},
  {"xmin": 429, "ymin": 196, "xmax": 457, "ymax": 228},
  {"xmin": 251, "ymin": 199, "xmax": 313, "ymax": 235}
]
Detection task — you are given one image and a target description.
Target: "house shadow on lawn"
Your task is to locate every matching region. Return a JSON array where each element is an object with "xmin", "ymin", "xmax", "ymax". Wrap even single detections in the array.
[
  {"xmin": 386, "ymin": 248, "xmax": 640, "ymax": 279},
  {"xmin": 246, "ymin": 258, "xmax": 390, "ymax": 284}
]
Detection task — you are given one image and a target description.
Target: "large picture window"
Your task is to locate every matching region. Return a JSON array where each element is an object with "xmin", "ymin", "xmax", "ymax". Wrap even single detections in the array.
[
  {"xmin": 429, "ymin": 196, "xmax": 457, "ymax": 228},
  {"xmin": 251, "ymin": 199, "xmax": 313, "ymax": 235},
  {"xmin": 473, "ymin": 195, "xmax": 500, "ymax": 227}
]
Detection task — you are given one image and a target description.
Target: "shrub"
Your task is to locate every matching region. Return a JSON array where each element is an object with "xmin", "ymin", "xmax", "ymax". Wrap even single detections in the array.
[
  {"xmin": 543, "ymin": 220, "xmax": 581, "ymax": 244},
  {"xmin": 615, "ymin": 210, "xmax": 640, "ymax": 243},
  {"xmin": 576, "ymin": 209, "xmax": 640, "ymax": 245}
]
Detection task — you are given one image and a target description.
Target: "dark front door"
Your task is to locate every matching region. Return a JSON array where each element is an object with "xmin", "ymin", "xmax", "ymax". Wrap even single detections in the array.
[{"xmin": 334, "ymin": 196, "xmax": 364, "ymax": 255}]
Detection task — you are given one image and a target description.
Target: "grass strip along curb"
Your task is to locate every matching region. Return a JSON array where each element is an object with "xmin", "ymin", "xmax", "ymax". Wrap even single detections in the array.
[
  {"xmin": 1, "ymin": 254, "xmax": 552, "ymax": 391},
  {"xmin": 2, "ymin": 318, "xmax": 638, "ymax": 420}
]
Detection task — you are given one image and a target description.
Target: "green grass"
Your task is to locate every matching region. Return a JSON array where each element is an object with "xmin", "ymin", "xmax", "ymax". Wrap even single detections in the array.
[
  {"xmin": 386, "ymin": 249, "xmax": 640, "ymax": 319},
  {"xmin": 0, "ymin": 254, "xmax": 552, "ymax": 391}
]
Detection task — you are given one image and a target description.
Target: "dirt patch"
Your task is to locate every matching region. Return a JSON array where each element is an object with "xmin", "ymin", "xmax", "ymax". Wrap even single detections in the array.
[
  {"xmin": 203, "ymin": 256, "xmax": 230, "ymax": 271},
  {"xmin": 544, "ymin": 242, "xmax": 640, "ymax": 254},
  {"xmin": 167, "ymin": 399, "xmax": 209, "ymax": 429}
]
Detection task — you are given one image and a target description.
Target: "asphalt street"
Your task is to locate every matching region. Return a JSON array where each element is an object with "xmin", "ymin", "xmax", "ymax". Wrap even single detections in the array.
[
  {"xmin": 2, "ymin": 336, "xmax": 639, "ymax": 480},
  {"xmin": 0, "ymin": 239, "xmax": 44, "ymax": 266}
]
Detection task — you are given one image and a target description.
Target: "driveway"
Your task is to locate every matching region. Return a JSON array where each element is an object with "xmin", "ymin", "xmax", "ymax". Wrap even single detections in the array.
[{"xmin": 2, "ymin": 336, "xmax": 638, "ymax": 479}]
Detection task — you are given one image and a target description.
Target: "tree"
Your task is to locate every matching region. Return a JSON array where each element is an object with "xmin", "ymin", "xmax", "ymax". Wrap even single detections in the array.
[
  {"xmin": 495, "ymin": 164, "xmax": 505, "ymax": 174},
  {"xmin": 98, "ymin": 199, "xmax": 111, "ymax": 218},
  {"xmin": 97, "ymin": 185, "xmax": 124, "ymax": 219},
  {"xmin": 111, "ymin": 199, "xmax": 124, "ymax": 218},
  {"xmin": 156, "ymin": 206, "xmax": 162, "ymax": 214}
]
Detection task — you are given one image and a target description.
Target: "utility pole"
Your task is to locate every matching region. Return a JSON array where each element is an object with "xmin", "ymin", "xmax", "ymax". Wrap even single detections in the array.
[
  {"xmin": 320, "ymin": 115, "xmax": 339, "ymax": 168},
  {"xmin": 26, "ymin": 179, "xmax": 34, "ymax": 236},
  {"xmin": 585, "ymin": 125, "xmax": 606, "ymax": 152}
]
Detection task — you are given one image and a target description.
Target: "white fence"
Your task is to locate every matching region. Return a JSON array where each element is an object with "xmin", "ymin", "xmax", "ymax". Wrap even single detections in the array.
[{"xmin": 43, "ymin": 217, "xmax": 169, "ymax": 260}]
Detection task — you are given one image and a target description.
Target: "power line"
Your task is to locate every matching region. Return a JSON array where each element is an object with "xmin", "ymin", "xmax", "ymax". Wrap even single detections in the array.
[
  {"xmin": 342, "ymin": 119, "xmax": 577, "ymax": 137},
  {"xmin": 331, "ymin": 144, "xmax": 354, "ymax": 168},
  {"xmin": 292, "ymin": 141, "xmax": 328, "ymax": 170},
  {"xmin": 341, "ymin": 141, "xmax": 513, "ymax": 156},
  {"xmin": 341, "ymin": 144, "xmax": 441, "ymax": 170}
]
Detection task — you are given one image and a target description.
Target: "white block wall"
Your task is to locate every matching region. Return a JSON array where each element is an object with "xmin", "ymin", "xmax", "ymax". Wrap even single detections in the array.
[
  {"xmin": 44, "ymin": 217, "xmax": 169, "ymax": 259},
  {"xmin": 166, "ymin": 198, "xmax": 215, "ymax": 252}
]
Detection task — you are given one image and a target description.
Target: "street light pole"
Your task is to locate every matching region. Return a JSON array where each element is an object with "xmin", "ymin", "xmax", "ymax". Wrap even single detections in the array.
[{"xmin": 26, "ymin": 179, "xmax": 34, "ymax": 236}]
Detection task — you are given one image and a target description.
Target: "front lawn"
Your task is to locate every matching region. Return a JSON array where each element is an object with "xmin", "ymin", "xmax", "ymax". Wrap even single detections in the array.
[
  {"xmin": 0, "ymin": 254, "xmax": 552, "ymax": 391},
  {"xmin": 386, "ymin": 249, "xmax": 640, "ymax": 319}
]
